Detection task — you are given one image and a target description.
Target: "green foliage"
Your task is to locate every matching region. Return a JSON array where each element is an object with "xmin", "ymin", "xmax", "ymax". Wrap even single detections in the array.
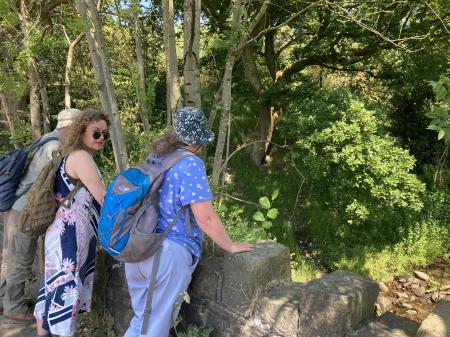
[
  {"xmin": 175, "ymin": 325, "xmax": 213, "ymax": 337},
  {"xmin": 282, "ymin": 88, "xmax": 425, "ymax": 244},
  {"xmin": 426, "ymin": 75, "xmax": 450, "ymax": 143},
  {"xmin": 216, "ymin": 201, "xmax": 273, "ymax": 243},
  {"xmin": 253, "ymin": 189, "xmax": 279, "ymax": 229},
  {"xmin": 272, "ymin": 86, "xmax": 449, "ymax": 280}
]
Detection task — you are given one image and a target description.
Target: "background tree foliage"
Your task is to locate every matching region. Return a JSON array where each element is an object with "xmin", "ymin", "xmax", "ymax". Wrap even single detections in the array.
[{"xmin": 1, "ymin": 0, "xmax": 450, "ymax": 284}]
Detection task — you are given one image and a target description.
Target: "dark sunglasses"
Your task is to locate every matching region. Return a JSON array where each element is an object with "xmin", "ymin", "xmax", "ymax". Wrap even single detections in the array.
[{"xmin": 92, "ymin": 130, "xmax": 109, "ymax": 140}]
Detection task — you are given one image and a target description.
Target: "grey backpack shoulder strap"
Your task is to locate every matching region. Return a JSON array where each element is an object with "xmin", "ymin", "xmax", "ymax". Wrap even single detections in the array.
[{"xmin": 161, "ymin": 150, "xmax": 194, "ymax": 171}]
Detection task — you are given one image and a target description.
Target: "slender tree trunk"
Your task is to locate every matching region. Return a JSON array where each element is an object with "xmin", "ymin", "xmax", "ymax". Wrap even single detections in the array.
[
  {"xmin": 19, "ymin": 0, "xmax": 41, "ymax": 140},
  {"xmin": 211, "ymin": 0, "xmax": 270, "ymax": 183},
  {"xmin": 132, "ymin": 2, "xmax": 150, "ymax": 132},
  {"xmin": 75, "ymin": 0, "xmax": 129, "ymax": 171},
  {"xmin": 183, "ymin": 0, "xmax": 201, "ymax": 107},
  {"xmin": 208, "ymin": 82, "xmax": 222, "ymax": 128},
  {"xmin": 211, "ymin": 0, "xmax": 243, "ymax": 188},
  {"xmin": 0, "ymin": 92, "xmax": 20, "ymax": 148},
  {"xmin": 64, "ymin": 32, "xmax": 84, "ymax": 109},
  {"xmin": 37, "ymin": 75, "xmax": 51, "ymax": 133},
  {"xmin": 28, "ymin": 58, "xmax": 42, "ymax": 139},
  {"xmin": 162, "ymin": 0, "xmax": 182, "ymax": 126}
]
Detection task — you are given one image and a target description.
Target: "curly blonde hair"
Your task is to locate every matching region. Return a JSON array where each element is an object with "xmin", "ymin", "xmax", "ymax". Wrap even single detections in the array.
[{"xmin": 60, "ymin": 107, "xmax": 110, "ymax": 155}]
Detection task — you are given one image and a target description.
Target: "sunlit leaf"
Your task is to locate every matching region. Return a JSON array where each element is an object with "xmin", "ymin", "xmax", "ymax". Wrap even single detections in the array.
[
  {"xmin": 253, "ymin": 211, "xmax": 265, "ymax": 222},
  {"xmin": 259, "ymin": 196, "xmax": 271, "ymax": 209},
  {"xmin": 267, "ymin": 208, "xmax": 279, "ymax": 219}
]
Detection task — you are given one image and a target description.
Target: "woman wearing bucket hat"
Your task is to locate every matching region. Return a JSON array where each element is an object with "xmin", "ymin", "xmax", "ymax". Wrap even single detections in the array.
[{"xmin": 123, "ymin": 107, "xmax": 254, "ymax": 337}]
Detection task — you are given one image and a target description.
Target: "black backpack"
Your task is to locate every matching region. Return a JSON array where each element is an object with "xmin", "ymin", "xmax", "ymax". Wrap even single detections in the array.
[{"xmin": 0, "ymin": 136, "xmax": 59, "ymax": 212}]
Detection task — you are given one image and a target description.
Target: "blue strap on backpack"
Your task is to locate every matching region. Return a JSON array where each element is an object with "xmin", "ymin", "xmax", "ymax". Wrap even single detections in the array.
[{"xmin": 0, "ymin": 136, "xmax": 59, "ymax": 212}]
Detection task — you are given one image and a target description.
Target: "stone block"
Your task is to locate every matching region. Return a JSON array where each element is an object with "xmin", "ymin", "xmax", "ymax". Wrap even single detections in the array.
[
  {"xmin": 348, "ymin": 312, "xmax": 420, "ymax": 337},
  {"xmin": 105, "ymin": 260, "xmax": 134, "ymax": 334},
  {"xmin": 190, "ymin": 242, "xmax": 291, "ymax": 317},
  {"xmin": 297, "ymin": 270, "xmax": 379, "ymax": 337},
  {"xmin": 416, "ymin": 301, "xmax": 450, "ymax": 337},
  {"xmin": 181, "ymin": 295, "xmax": 278, "ymax": 337},
  {"xmin": 254, "ymin": 282, "xmax": 305, "ymax": 336}
]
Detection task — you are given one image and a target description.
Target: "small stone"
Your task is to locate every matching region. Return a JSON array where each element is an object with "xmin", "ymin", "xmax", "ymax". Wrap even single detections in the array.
[
  {"xmin": 401, "ymin": 302, "xmax": 413, "ymax": 309},
  {"xmin": 253, "ymin": 314, "xmax": 262, "ymax": 327},
  {"xmin": 378, "ymin": 282, "xmax": 388, "ymax": 292},
  {"xmin": 398, "ymin": 277, "xmax": 407, "ymax": 283},
  {"xmin": 376, "ymin": 295, "xmax": 393, "ymax": 312},
  {"xmin": 406, "ymin": 309, "xmax": 417, "ymax": 315},
  {"xmin": 375, "ymin": 303, "xmax": 383, "ymax": 316},
  {"xmin": 409, "ymin": 295, "xmax": 417, "ymax": 302},
  {"xmin": 413, "ymin": 271, "xmax": 430, "ymax": 282},
  {"xmin": 396, "ymin": 292, "xmax": 409, "ymax": 299},
  {"xmin": 412, "ymin": 286, "xmax": 426, "ymax": 297},
  {"xmin": 432, "ymin": 291, "xmax": 445, "ymax": 302},
  {"xmin": 441, "ymin": 285, "xmax": 450, "ymax": 291}
]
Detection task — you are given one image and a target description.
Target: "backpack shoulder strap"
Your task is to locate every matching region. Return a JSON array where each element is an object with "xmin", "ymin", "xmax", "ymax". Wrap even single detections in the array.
[
  {"xmin": 160, "ymin": 150, "xmax": 195, "ymax": 172},
  {"xmin": 28, "ymin": 135, "xmax": 60, "ymax": 152}
]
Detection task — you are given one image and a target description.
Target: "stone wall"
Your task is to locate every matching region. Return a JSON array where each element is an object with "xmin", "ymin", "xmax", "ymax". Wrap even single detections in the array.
[{"xmin": 106, "ymin": 242, "xmax": 380, "ymax": 337}]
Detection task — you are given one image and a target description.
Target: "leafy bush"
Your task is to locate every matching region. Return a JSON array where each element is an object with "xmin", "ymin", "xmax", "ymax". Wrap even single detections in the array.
[{"xmin": 282, "ymin": 88, "xmax": 426, "ymax": 245}]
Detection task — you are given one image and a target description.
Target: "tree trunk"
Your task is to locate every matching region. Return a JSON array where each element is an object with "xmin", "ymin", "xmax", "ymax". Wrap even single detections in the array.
[
  {"xmin": 64, "ymin": 32, "xmax": 84, "ymax": 109},
  {"xmin": 162, "ymin": 0, "xmax": 182, "ymax": 126},
  {"xmin": 19, "ymin": 0, "xmax": 41, "ymax": 140},
  {"xmin": 28, "ymin": 57, "xmax": 42, "ymax": 140},
  {"xmin": 0, "ymin": 92, "xmax": 20, "ymax": 148},
  {"xmin": 75, "ymin": 0, "xmax": 129, "ymax": 171},
  {"xmin": 37, "ymin": 75, "xmax": 51, "ymax": 133},
  {"xmin": 208, "ymin": 82, "xmax": 222, "ymax": 128},
  {"xmin": 211, "ymin": 0, "xmax": 243, "ymax": 188},
  {"xmin": 210, "ymin": 0, "xmax": 270, "ymax": 186},
  {"xmin": 132, "ymin": 2, "xmax": 151, "ymax": 132},
  {"xmin": 183, "ymin": 0, "xmax": 201, "ymax": 108},
  {"xmin": 243, "ymin": 34, "xmax": 283, "ymax": 165}
]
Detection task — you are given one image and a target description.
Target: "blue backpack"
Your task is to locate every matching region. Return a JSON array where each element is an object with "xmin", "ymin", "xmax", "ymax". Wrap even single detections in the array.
[
  {"xmin": 98, "ymin": 150, "xmax": 193, "ymax": 262},
  {"xmin": 0, "ymin": 136, "xmax": 59, "ymax": 212}
]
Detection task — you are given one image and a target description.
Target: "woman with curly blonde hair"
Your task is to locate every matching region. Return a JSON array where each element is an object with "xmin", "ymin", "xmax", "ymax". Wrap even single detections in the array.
[{"xmin": 34, "ymin": 108, "xmax": 109, "ymax": 337}]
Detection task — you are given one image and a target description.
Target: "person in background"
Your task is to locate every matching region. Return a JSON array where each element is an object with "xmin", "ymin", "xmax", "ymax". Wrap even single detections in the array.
[
  {"xmin": 123, "ymin": 107, "xmax": 255, "ymax": 337},
  {"xmin": 34, "ymin": 108, "xmax": 109, "ymax": 337},
  {"xmin": 0, "ymin": 108, "xmax": 82, "ymax": 322}
]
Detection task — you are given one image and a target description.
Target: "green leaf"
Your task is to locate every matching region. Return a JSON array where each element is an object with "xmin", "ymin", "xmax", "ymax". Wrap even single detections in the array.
[
  {"xmin": 259, "ymin": 196, "xmax": 271, "ymax": 209},
  {"xmin": 262, "ymin": 221, "xmax": 272, "ymax": 229},
  {"xmin": 253, "ymin": 211, "xmax": 265, "ymax": 222},
  {"xmin": 267, "ymin": 208, "xmax": 279, "ymax": 219},
  {"xmin": 438, "ymin": 129, "xmax": 445, "ymax": 140},
  {"xmin": 271, "ymin": 189, "xmax": 279, "ymax": 201}
]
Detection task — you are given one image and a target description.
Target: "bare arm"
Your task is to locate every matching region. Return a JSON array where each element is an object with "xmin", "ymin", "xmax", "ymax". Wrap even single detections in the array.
[
  {"xmin": 190, "ymin": 200, "xmax": 254, "ymax": 253},
  {"xmin": 65, "ymin": 150, "xmax": 105, "ymax": 205}
]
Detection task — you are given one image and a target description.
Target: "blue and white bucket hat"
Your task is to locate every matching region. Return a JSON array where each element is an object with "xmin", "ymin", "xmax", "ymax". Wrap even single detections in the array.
[{"xmin": 174, "ymin": 107, "xmax": 215, "ymax": 145}]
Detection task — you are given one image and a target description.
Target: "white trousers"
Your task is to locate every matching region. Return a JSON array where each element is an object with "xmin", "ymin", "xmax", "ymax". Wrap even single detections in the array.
[{"xmin": 124, "ymin": 239, "xmax": 198, "ymax": 337}]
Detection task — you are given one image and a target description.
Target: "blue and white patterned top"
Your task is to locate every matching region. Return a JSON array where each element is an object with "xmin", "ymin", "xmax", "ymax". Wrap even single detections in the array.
[{"xmin": 156, "ymin": 149, "xmax": 213, "ymax": 257}]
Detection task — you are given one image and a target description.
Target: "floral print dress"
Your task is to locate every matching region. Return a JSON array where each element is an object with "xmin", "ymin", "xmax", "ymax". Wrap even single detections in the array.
[{"xmin": 34, "ymin": 156, "xmax": 100, "ymax": 336}]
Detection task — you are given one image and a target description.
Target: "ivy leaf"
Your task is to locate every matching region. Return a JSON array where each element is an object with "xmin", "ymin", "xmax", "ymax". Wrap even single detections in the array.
[
  {"xmin": 262, "ymin": 221, "xmax": 273, "ymax": 229},
  {"xmin": 271, "ymin": 189, "xmax": 279, "ymax": 201},
  {"xmin": 438, "ymin": 129, "xmax": 445, "ymax": 140},
  {"xmin": 267, "ymin": 208, "xmax": 279, "ymax": 219},
  {"xmin": 259, "ymin": 196, "xmax": 271, "ymax": 209},
  {"xmin": 253, "ymin": 211, "xmax": 265, "ymax": 222}
]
